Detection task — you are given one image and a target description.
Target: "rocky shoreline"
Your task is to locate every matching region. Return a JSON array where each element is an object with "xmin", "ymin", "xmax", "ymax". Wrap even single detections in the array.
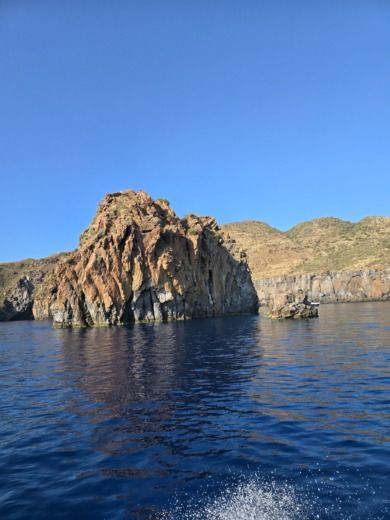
[
  {"xmin": 255, "ymin": 269, "xmax": 390, "ymax": 307},
  {"xmin": 1, "ymin": 194, "xmax": 389, "ymax": 324}
]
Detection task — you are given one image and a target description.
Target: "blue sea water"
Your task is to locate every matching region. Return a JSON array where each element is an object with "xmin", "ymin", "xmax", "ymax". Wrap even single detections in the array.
[{"xmin": 0, "ymin": 302, "xmax": 389, "ymax": 519}]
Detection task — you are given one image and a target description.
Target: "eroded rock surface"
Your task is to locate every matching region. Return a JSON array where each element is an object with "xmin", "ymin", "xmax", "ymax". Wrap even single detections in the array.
[
  {"xmin": 0, "ymin": 277, "xmax": 34, "ymax": 321},
  {"xmin": 33, "ymin": 190, "xmax": 258, "ymax": 327},
  {"xmin": 255, "ymin": 269, "xmax": 390, "ymax": 307}
]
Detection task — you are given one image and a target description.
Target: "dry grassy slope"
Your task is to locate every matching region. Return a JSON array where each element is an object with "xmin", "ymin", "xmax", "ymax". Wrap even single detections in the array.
[{"xmin": 222, "ymin": 217, "xmax": 390, "ymax": 280}]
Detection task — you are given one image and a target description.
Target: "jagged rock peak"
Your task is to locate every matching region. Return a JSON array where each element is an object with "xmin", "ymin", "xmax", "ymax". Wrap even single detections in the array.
[
  {"xmin": 79, "ymin": 190, "xmax": 177, "ymax": 247},
  {"xmin": 33, "ymin": 190, "xmax": 258, "ymax": 327}
]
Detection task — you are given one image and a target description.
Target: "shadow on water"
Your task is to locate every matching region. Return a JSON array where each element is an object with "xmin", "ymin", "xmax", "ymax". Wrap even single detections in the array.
[{"xmin": 0, "ymin": 303, "xmax": 389, "ymax": 519}]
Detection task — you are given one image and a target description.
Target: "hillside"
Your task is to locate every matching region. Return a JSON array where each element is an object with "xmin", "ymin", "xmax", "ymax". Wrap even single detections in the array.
[{"xmin": 223, "ymin": 216, "xmax": 390, "ymax": 281}]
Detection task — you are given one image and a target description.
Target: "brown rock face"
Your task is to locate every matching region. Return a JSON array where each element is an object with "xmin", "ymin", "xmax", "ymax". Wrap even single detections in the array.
[{"xmin": 33, "ymin": 190, "xmax": 258, "ymax": 327}]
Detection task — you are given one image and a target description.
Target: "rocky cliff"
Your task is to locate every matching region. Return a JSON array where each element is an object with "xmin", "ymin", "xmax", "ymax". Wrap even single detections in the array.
[
  {"xmin": 223, "ymin": 217, "xmax": 390, "ymax": 305},
  {"xmin": 255, "ymin": 269, "xmax": 390, "ymax": 306},
  {"xmin": 3, "ymin": 202, "xmax": 389, "ymax": 323},
  {"xmin": 5, "ymin": 190, "xmax": 258, "ymax": 326}
]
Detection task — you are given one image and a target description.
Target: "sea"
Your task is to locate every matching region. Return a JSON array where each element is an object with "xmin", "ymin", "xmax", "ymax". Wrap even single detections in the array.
[{"xmin": 0, "ymin": 302, "xmax": 389, "ymax": 519}]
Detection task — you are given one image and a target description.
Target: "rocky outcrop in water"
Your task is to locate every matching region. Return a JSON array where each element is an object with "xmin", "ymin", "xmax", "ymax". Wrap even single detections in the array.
[
  {"xmin": 32, "ymin": 190, "xmax": 258, "ymax": 327},
  {"xmin": 255, "ymin": 269, "xmax": 390, "ymax": 307},
  {"xmin": 263, "ymin": 289, "xmax": 319, "ymax": 319}
]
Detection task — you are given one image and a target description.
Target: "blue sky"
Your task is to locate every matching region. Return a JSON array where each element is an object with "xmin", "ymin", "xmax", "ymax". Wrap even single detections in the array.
[{"xmin": 1, "ymin": 0, "xmax": 389, "ymax": 261}]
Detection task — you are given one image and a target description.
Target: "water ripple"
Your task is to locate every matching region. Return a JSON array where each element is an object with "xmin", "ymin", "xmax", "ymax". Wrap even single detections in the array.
[{"xmin": 0, "ymin": 302, "xmax": 389, "ymax": 519}]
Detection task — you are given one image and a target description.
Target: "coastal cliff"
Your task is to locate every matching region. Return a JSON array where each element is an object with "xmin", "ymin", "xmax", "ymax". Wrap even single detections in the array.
[
  {"xmin": 2, "ymin": 190, "xmax": 258, "ymax": 326},
  {"xmin": 256, "ymin": 269, "xmax": 390, "ymax": 307},
  {"xmin": 2, "ymin": 204, "xmax": 389, "ymax": 322},
  {"xmin": 223, "ymin": 217, "xmax": 390, "ymax": 306}
]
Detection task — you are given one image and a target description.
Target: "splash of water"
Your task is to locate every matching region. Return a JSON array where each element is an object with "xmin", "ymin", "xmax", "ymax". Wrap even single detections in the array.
[{"xmin": 160, "ymin": 476, "xmax": 313, "ymax": 520}]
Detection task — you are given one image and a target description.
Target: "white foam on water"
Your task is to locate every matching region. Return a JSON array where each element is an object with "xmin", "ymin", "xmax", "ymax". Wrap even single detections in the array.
[{"xmin": 159, "ymin": 476, "xmax": 313, "ymax": 520}]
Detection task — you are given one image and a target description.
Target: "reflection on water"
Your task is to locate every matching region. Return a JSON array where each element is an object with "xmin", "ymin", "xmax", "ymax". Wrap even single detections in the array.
[{"xmin": 0, "ymin": 303, "xmax": 389, "ymax": 519}]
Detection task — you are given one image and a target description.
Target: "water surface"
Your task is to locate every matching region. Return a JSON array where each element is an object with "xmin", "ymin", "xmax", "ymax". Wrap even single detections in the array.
[{"xmin": 0, "ymin": 303, "xmax": 389, "ymax": 519}]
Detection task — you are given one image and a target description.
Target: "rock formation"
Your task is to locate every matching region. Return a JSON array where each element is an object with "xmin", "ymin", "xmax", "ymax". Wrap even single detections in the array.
[
  {"xmin": 256, "ymin": 269, "xmax": 390, "ymax": 307},
  {"xmin": 263, "ymin": 289, "xmax": 319, "ymax": 319},
  {"xmin": 30, "ymin": 190, "xmax": 258, "ymax": 327},
  {"xmin": 2, "ymin": 198, "xmax": 389, "ymax": 324}
]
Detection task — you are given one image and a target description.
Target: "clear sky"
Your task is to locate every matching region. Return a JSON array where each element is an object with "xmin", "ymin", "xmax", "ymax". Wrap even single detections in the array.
[{"xmin": 1, "ymin": 0, "xmax": 389, "ymax": 261}]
